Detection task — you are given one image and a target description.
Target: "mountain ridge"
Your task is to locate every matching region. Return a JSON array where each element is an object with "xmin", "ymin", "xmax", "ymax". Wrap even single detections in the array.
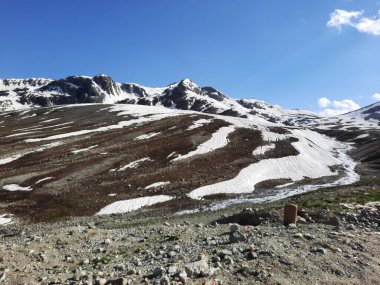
[{"xmin": 0, "ymin": 75, "xmax": 320, "ymax": 125}]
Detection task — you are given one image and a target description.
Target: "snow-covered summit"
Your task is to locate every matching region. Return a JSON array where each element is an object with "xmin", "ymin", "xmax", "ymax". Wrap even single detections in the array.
[{"xmin": 1, "ymin": 74, "xmax": 378, "ymax": 129}]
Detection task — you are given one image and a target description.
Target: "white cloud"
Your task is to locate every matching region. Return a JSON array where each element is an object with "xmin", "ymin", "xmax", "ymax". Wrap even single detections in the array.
[
  {"xmin": 318, "ymin": 98, "xmax": 360, "ymax": 116},
  {"xmin": 318, "ymin": 97, "xmax": 331, "ymax": 108},
  {"xmin": 327, "ymin": 9, "xmax": 363, "ymax": 30},
  {"xmin": 373, "ymin": 93, "xmax": 380, "ymax": 101},
  {"xmin": 356, "ymin": 14, "xmax": 380, "ymax": 35},
  {"xmin": 327, "ymin": 9, "xmax": 380, "ymax": 36}
]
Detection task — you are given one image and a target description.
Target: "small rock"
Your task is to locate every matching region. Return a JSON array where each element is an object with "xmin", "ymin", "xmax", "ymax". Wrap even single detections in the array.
[
  {"xmin": 248, "ymin": 251, "xmax": 258, "ymax": 260},
  {"xmin": 153, "ymin": 267, "xmax": 166, "ymax": 278},
  {"xmin": 229, "ymin": 224, "xmax": 240, "ymax": 233},
  {"xmin": 185, "ymin": 259, "xmax": 210, "ymax": 277},
  {"xmin": 107, "ymin": 277, "xmax": 129, "ymax": 285},
  {"xmin": 224, "ymin": 256, "xmax": 234, "ymax": 265},
  {"xmin": 0, "ymin": 272, "xmax": 6, "ymax": 283},
  {"xmin": 168, "ymin": 266, "xmax": 177, "ymax": 275},
  {"xmin": 346, "ymin": 224, "xmax": 355, "ymax": 230},
  {"xmin": 310, "ymin": 247, "xmax": 327, "ymax": 254},
  {"xmin": 217, "ymin": 249, "xmax": 232, "ymax": 258},
  {"xmin": 97, "ymin": 278, "xmax": 107, "ymax": 285},
  {"xmin": 178, "ymin": 271, "xmax": 188, "ymax": 283},
  {"xmin": 293, "ymin": 233, "xmax": 303, "ymax": 239},
  {"xmin": 229, "ymin": 231, "xmax": 247, "ymax": 243},
  {"xmin": 304, "ymin": 233, "xmax": 316, "ymax": 240},
  {"xmin": 160, "ymin": 276, "xmax": 170, "ymax": 285}
]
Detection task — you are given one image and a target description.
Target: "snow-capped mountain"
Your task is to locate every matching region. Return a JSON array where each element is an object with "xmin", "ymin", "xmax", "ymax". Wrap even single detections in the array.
[
  {"xmin": 1, "ymin": 74, "xmax": 379, "ymax": 131},
  {"xmin": 0, "ymin": 75, "xmax": 321, "ymax": 126}
]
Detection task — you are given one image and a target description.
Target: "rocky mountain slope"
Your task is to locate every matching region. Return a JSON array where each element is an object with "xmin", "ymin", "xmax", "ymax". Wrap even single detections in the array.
[
  {"xmin": 0, "ymin": 102, "xmax": 367, "ymax": 225},
  {"xmin": 0, "ymin": 75, "xmax": 379, "ymax": 226}
]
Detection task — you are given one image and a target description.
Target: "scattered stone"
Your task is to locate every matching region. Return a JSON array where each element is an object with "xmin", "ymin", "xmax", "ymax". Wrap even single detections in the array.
[
  {"xmin": 185, "ymin": 259, "xmax": 210, "ymax": 277},
  {"xmin": 304, "ymin": 233, "xmax": 316, "ymax": 240},
  {"xmin": 293, "ymin": 233, "xmax": 303, "ymax": 239},
  {"xmin": 160, "ymin": 276, "xmax": 170, "ymax": 285},
  {"xmin": 168, "ymin": 266, "xmax": 177, "ymax": 275},
  {"xmin": 153, "ymin": 267, "xmax": 166, "ymax": 278},
  {"xmin": 224, "ymin": 256, "xmax": 234, "ymax": 265},
  {"xmin": 310, "ymin": 247, "xmax": 327, "ymax": 254},
  {"xmin": 346, "ymin": 224, "xmax": 355, "ymax": 230},
  {"xmin": 229, "ymin": 224, "xmax": 240, "ymax": 232},
  {"xmin": 178, "ymin": 271, "xmax": 188, "ymax": 283},
  {"xmin": 229, "ymin": 231, "xmax": 247, "ymax": 243},
  {"xmin": 217, "ymin": 249, "xmax": 232, "ymax": 258}
]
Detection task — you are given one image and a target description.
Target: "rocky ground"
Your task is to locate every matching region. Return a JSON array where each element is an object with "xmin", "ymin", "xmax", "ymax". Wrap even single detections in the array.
[{"xmin": 1, "ymin": 184, "xmax": 379, "ymax": 285}]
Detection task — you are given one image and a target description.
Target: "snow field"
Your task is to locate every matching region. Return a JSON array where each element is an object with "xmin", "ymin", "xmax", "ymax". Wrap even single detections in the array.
[{"xmin": 188, "ymin": 129, "xmax": 351, "ymax": 200}]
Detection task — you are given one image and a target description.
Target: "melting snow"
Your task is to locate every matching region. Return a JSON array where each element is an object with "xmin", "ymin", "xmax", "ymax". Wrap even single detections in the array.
[
  {"xmin": 0, "ymin": 142, "xmax": 62, "ymax": 165},
  {"xmin": 135, "ymin": 132, "xmax": 160, "ymax": 140},
  {"xmin": 25, "ymin": 105, "xmax": 183, "ymax": 142},
  {"xmin": 35, "ymin": 177, "xmax": 53, "ymax": 184},
  {"xmin": 96, "ymin": 195, "xmax": 174, "ymax": 215},
  {"xmin": 188, "ymin": 129, "xmax": 353, "ymax": 200},
  {"xmin": 187, "ymin": 119, "xmax": 213, "ymax": 130},
  {"xmin": 145, "ymin": 181, "xmax": 170, "ymax": 189},
  {"xmin": 71, "ymin": 145, "xmax": 98, "ymax": 154},
  {"xmin": 355, "ymin": 134, "xmax": 369, "ymax": 139},
  {"xmin": 252, "ymin": 143, "xmax": 276, "ymax": 156},
  {"xmin": 3, "ymin": 184, "xmax": 33, "ymax": 191},
  {"xmin": 118, "ymin": 157, "xmax": 151, "ymax": 171},
  {"xmin": 0, "ymin": 214, "xmax": 13, "ymax": 226},
  {"xmin": 173, "ymin": 126, "xmax": 235, "ymax": 161}
]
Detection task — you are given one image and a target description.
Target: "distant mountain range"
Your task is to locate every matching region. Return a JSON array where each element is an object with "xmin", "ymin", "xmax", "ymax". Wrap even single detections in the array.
[{"xmin": 1, "ymin": 75, "xmax": 379, "ymax": 130}]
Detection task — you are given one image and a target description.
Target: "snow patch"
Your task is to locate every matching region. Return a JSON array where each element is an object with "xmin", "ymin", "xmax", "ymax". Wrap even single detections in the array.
[
  {"xmin": 0, "ymin": 142, "xmax": 62, "ymax": 165},
  {"xmin": 187, "ymin": 119, "xmax": 213, "ymax": 130},
  {"xmin": 0, "ymin": 214, "xmax": 13, "ymax": 226},
  {"xmin": 118, "ymin": 157, "xmax": 151, "ymax": 171},
  {"xmin": 135, "ymin": 132, "xmax": 160, "ymax": 140},
  {"xmin": 188, "ymin": 129, "xmax": 351, "ymax": 200},
  {"xmin": 71, "ymin": 145, "xmax": 98, "ymax": 154},
  {"xmin": 252, "ymin": 143, "xmax": 276, "ymax": 156},
  {"xmin": 173, "ymin": 126, "xmax": 235, "ymax": 161},
  {"xmin": 145, "ymin": 181, "xmax": 170, "ymax": 189},
  {"xmin": 355, "ymin": 134, "xmax": 369, "ymax": 139},
  {"xmin": 35, "ymin": 177, "xmax": 53, "ymax": 184},
  {"xmin": 3, "ymin": 184, "xmax": 32, "ymax": 191},
  {"xmin": 96, "ymin": 195, "xmax": 174, "ymax": 215}
]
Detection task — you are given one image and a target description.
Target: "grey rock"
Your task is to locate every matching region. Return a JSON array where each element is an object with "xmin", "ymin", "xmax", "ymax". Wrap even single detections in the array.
[
  {"xmin": 153, "ymin": 267, "xmax": 166, "ymax": 278},
  {"xmin": 230, "ymin": 224, "xmax": 240, "ymax": 233},
  {"xmin": 185, "ymin": 259, "xmax": 210, "ymax": 277},
  {"xmin": 229, "ymin": 231, "xmax": 247, "ymax": 243},
  {"xmin": 160, "ymin": 276, "xmax": 170, "ymax": 285},
  {"xmin": 310, "ymin": 247, "xmax": 327, "ymax": 254}
]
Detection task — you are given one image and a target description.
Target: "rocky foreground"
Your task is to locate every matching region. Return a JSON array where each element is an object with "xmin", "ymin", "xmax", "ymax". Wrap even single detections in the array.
[{"xmin": 1, "ymin": 185, "xmax": 380, "ymax": 285}]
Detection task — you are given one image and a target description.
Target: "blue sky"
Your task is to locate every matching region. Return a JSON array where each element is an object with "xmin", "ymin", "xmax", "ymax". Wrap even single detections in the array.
[{"xmin": 0, "ymin": 0, "xmax": 379, "ymax": 113}]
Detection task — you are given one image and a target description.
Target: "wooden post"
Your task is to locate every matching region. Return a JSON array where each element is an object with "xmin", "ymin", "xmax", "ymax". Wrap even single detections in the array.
[{"xmin": 284, "ymin": 204, "xmax": 298, "ymax": 225}]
